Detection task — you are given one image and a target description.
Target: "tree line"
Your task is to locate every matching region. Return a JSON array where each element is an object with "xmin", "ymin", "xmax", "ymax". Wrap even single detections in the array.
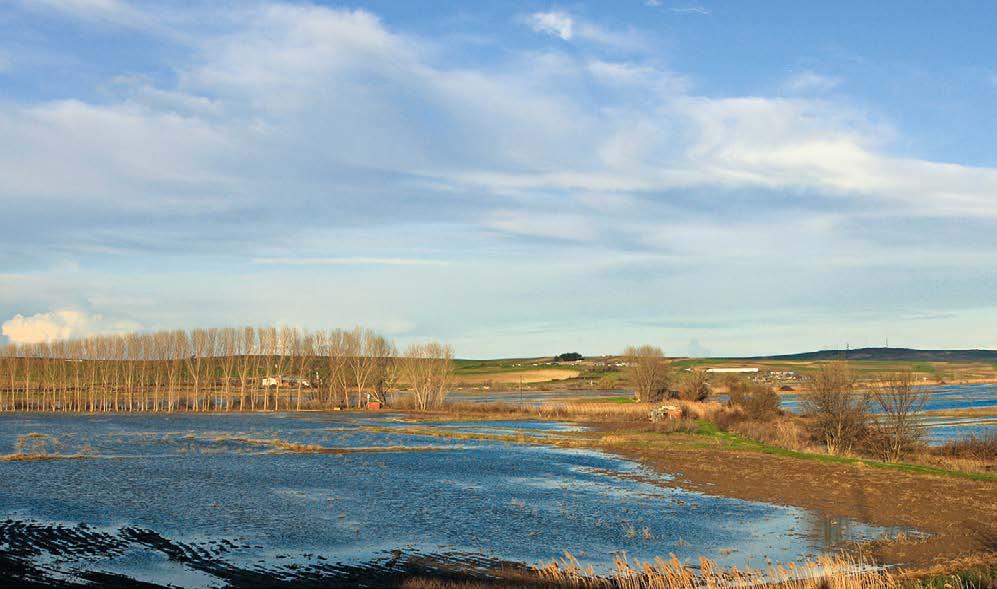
[
  {"xmin": 0, "ymin": 326, "xmax": 453, "ymax": 413},
  {"xmin": 623, "ymin": 345, "xmax": 930, "ymax": 462}
]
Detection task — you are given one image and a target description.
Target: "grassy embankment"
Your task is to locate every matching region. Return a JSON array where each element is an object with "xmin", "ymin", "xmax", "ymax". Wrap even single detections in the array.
[{"xmin": 394, "ymin": 398, "xmax": 995, "ymax": 482}]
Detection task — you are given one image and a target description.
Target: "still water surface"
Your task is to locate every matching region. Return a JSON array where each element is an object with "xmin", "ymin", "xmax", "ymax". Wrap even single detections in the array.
[{"xmin": 0, "ymin": 413, "xmax": 910, "ymax": 586}]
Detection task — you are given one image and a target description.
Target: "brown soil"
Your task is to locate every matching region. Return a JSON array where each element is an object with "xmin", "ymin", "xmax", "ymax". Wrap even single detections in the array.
[{"xmin": 597, "ymin": 428, "xmax": 996, "ymax": 570}]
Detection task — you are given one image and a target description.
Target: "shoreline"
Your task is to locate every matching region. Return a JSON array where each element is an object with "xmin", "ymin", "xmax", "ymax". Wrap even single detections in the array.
[{"xmin": 583, "ymin": 423, "xmax": 996, "ymax": 570}]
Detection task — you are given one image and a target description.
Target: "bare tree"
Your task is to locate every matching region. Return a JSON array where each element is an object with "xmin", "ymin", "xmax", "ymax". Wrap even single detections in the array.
[
  {"xmin": 678, "ymin": 369, "xmax": 711, "ymax": 401},
  {"xmin": 236, "ymin": 327, "xmax": 255, "ymax": 411},
  {"xmin": 801, "ymin": 362, "xmax": 868, "ymax": 455},
  {"xmin": 348, "ymin": 327, "xmax": 377, "ymax": 408},
  {"xmin": 368, "ymin": 334, "xmax": 397, "ymax": 405},
  {"xmin": 0, "ymin": 324, "xmax": 403, "ymax": 414},
  {"xmin": 293, "ymin": 330, "xmax": 314, "ymax": 411},
  {"xmin": 326, "ymin": 329, "xmax": 351, "ymax": 407},
  {"xmin": 218, "ymin": 328, "xmax": 238, "ymax": 411},
  {"xmin": 400, "ymin": 342, "xmax": 454, "ymax": 410},
  {"xmin": 872, "ymin": 371, "xmax": 928, "ymax": 462},
  {"xmin": 624, "ymin": 345, "xmax": 670, "ymax": 403}
]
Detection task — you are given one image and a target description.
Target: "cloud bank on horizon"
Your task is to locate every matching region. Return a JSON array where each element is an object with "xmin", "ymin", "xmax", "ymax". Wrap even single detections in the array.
[{"xmin": 0, "ymin": 0, "xmax": 995, "ymax": 357}]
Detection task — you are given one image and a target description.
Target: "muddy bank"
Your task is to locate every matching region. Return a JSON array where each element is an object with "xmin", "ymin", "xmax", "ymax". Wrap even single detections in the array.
[{"xmin": 597, "ymin": 429, "xmax": 996, "ymax": 568}]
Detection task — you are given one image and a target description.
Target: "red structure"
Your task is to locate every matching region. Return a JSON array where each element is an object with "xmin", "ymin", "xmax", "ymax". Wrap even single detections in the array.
[{"xmin": 366, "ymin": 401, "xmax": 382, "ymax": 411}]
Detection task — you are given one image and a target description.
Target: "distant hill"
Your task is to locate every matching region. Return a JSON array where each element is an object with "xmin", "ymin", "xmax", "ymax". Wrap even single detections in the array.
[{"xmin": 730, "ymin": 347, "xmax": 997, "ymax": 363}]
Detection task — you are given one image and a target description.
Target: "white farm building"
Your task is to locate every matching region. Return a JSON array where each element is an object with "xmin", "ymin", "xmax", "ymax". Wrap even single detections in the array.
[{"xmin": 705, "ymin": 367, "xmax": 759, "ymax": 374}]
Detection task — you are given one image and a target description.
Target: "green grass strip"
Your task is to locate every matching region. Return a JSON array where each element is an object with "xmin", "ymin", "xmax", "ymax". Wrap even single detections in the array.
[{"xmin": 691, "ymin": 420, "xmax": 996, "ymax": 482}]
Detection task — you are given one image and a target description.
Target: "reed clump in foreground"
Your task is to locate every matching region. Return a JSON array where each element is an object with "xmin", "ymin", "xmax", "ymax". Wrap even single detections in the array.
[
  {"xmin": 399, "ymin": 554, "xmax": 991, "ymax": 589},
  {"xmin": 539, "ymin": 554, "xmax": 875, "ymax": 589}
]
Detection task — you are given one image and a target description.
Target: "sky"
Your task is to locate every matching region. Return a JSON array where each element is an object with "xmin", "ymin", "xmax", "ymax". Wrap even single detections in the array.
[{"xmin": 0, "ymin": 0, "xmax": 995, "ymax": 358}]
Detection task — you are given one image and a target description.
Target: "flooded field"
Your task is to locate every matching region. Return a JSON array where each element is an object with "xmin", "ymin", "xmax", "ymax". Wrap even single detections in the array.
[
  {"xmin": 776, "ymin": 383, "xmax": 996, "ymax": 444},
  {"xmin": 713, "ymin": 383, "xmax": 996, "ymax": 444},
  {"xmin": 0, "ymin": 413, "xmax": 910, "ymax": 587}
]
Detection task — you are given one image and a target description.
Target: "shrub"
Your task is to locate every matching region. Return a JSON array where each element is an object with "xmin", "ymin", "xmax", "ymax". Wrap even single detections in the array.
[
  {"xmin": 623, "ymin": 345, "xmax": 671, "ymax": 402},
  {"xmin": 677, "ymin": 370, "xmax": 711, "ymax": 402},
  {"xmin": 728, "ymin": 381, "xmax": 780, "ymax": 419},
  {"xmin": 931, "ymin": 433, "xmax": 997, "ymax": 461},
  {"xmin": 800, "ymin": 362, "xmax": 868, "ymax": 455},
  {"xmin": 871, "ymin": 371, "xmax": 929, "ymax": 462},
  {"xmin": 730, "ymin": 417, "xmax": 816, "ymax": 452}
]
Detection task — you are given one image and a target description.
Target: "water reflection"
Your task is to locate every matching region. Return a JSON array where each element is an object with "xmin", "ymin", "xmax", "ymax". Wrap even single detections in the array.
[{"xmin": 0, "ymin": 413, "xmax": 913, "ymax": 586}]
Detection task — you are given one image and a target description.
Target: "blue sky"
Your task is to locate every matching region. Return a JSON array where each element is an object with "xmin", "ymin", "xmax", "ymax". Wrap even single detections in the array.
[{"xmin": 1, "ymin": 0, "xmax": 995, "ymax": 357}]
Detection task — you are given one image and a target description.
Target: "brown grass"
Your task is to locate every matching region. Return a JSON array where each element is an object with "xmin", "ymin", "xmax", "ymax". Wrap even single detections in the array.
[
  {"xmin": 396, "ymin": 554, "xmax": 989, "ymax": 589},
  {"xmin": 931, "ymin": 434, "xmax": 997, "ymax": 461},
  {"xmin": 416, "ymin": 400, "xmax": 730, "ymax": 424},
  {"xmin": 0, "ymin": 453, "xmax": 92, "ymax": 462},
  {"xmin": 211, "ymin": 435, "xmax": 452, "ymax": 454},
  {"xmin": 727, "ymin": 415, "xmax": 819, "ymax": 453},
  {"xmin": 915, "ymin": 434, "xmax": 997, "ymax": 473}
]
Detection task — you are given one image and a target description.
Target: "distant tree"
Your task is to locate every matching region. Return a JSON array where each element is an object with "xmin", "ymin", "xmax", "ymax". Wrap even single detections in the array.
[
  {"xmin": 677, "ymin": 369, "xmax": 711, "ymax": 401},
  {"xmin": 368, "ymin": 336, "xmax": 398, "ymax": 405},
  {"xmin": 554, "ymin": 352, "xmax": 584, "ymax": 362},
  {"xmin": 624, "ymin": 345, "xmax": 670, "ymax": 403},
  {"xmin": 871, "ymin": 370, "xmax": 928, "ymax": 462},
  {"xmin": 400, "ymin": 342, "xmax": 454, "ymax": 410},
  {"xmin": 727, "ymin": 378, "xmax": 781, "ymax": 419},
  {"xmin": 801, "ymin": 362, "xmax": 868, "ymax": 455}
]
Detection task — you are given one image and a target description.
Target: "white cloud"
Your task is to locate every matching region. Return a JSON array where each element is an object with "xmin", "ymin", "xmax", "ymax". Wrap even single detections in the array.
[
  {"xmin": 1, "ymin": 309, "xmax": 138, "ymax": 344},
  {"xmin": 522, "ymin": 11, "xmax": 643, "ymax": 49},
  {"xmin": 687, "ymin": 338, "xmax": 712, "ymax": 357},
  {"xmin": 0, "ymin": 99, "xmax": 236, "ymax": 210},
  {"xmin": 2, "ymin": 3, "xmax": 995, "ymax": 226},
  {"xmin": 0, "ymin": 2, "xmax": 992, "ymax": 357},
  {"xmin": 784, "ymin": 70, "xmax": 841, "ymax": 93},
  {"xmin": 525, "ymin": 11, "xmax": 574, "ymax": 40},
  {"xmin": 671, "ymin": 6, "xmax": 711, "ymax": 15}
]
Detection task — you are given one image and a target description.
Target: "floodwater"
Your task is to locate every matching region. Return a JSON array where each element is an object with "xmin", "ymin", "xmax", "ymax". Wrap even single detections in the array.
[
  {"xmin": 1, "ymin": 413, "xmax": 911, "ymax": 587},
  {"xmin": 734, "ymin": 383, "xmax": 996, "ymax": 444}
]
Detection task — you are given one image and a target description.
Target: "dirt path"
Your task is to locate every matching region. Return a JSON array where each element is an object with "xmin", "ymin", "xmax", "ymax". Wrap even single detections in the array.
[{"xmin": 597, "ymin": 430, "xmax": 996, "ymax": 569}]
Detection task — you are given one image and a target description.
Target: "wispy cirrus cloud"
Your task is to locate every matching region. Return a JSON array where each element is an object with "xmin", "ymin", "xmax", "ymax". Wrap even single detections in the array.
[
  {"xmin": 21, "ymin": 0, "xmax": 147, "ymax": 26},
  {"xmin": 252, "ymin": 257, "xmax": 449, "ymax": 267},
  {"xmin": 524, "ymin": 11, "xmax": 573, "ymax": 40},
  {"xmin": 521, "ymin": 10, "xmax": 644, "ymax": 49},
  {"xmin": 783, "ymin": 70, "xmax": 842, "ymax": 93},
  {"xmin": 671, "ymin": 6, "xmax": 711, "ymax": 15}
]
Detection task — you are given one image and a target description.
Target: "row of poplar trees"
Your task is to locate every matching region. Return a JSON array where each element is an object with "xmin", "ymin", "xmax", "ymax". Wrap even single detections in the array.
[{"xmin": 0, "ymin": 326, "xmax": 454, "ymax": 413}]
